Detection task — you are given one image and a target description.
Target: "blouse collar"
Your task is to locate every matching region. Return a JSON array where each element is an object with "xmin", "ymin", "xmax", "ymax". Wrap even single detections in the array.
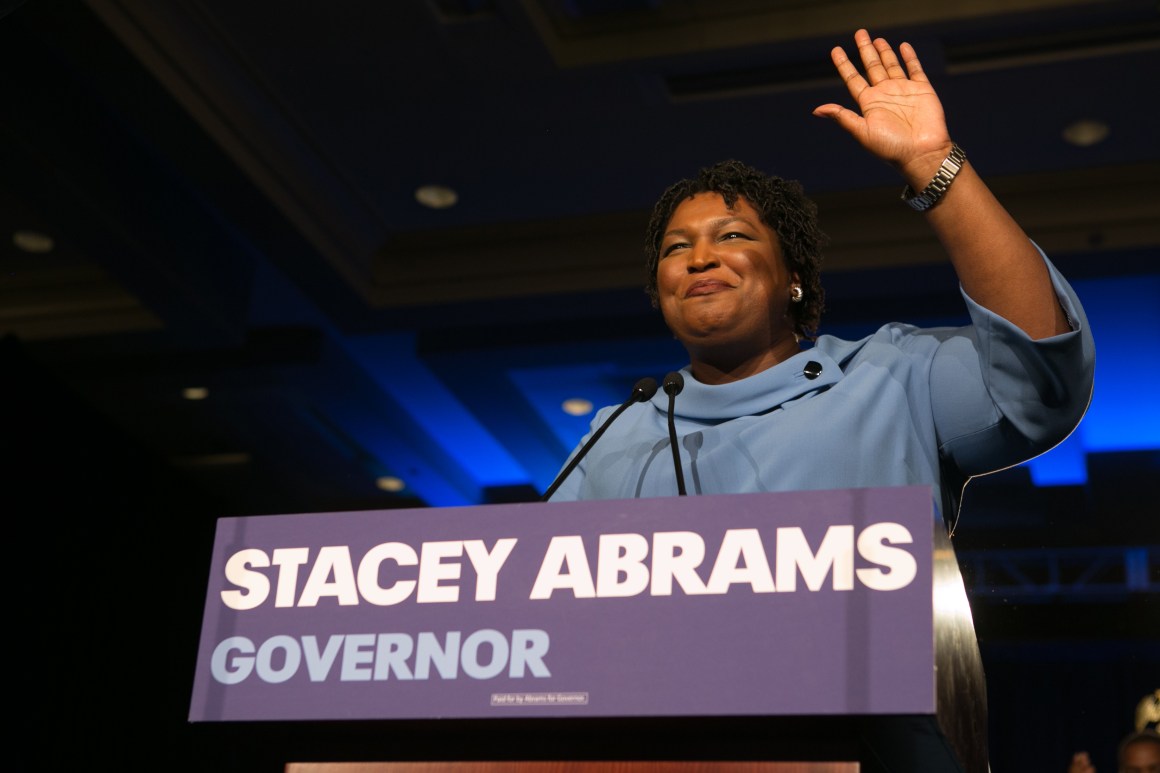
[{"xmin": 650, "ymin": 348, "xmax": 843, "ymax": 421}]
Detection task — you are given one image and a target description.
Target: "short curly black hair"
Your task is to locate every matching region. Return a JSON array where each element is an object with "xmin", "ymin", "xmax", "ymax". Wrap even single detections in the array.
[{"xmin": 644, "ymin": 159, "xmax": 826, "ymax": 340}]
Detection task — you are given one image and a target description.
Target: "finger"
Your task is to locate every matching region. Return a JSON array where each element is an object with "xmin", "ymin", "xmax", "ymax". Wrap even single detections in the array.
[
  {"xmin": 830, "ymin": 46, "xmax": 868, "ymax": 101},
  {"xmin": 873, "ymin": 37, "xmax": 908, "ymax": 79},
  {"xmin": 812, "ymin": 103, "xmax": 867, "ymax": 144},
  {"xmin": 899, "ymin": 42, "xmax": 930, "ymax": 83},
  {"xmin": 855, "ymin": 29, "xmax": 889, "ymax": 84}
]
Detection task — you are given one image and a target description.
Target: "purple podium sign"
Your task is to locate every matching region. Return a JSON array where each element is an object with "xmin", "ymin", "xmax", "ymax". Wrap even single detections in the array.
[{"xmin": 189, "ymin": 486, "xmax": 935, "ymax": 723}]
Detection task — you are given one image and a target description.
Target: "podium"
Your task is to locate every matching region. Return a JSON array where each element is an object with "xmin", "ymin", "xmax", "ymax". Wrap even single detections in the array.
[{"xmin": 189, "ymin": 487, "xmax": 987, "ymax": 773}]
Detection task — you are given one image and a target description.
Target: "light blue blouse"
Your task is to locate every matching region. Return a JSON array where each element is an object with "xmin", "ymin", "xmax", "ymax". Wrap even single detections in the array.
[{"xmin": 548, "ymin": 256, "xmax": 1095, "ymax": 524}]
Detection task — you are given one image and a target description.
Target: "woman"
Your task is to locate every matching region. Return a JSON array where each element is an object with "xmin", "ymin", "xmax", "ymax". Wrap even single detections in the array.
[{"xmin": 548, "ymin": 30, "xmax": 1095, "ymax": 526}]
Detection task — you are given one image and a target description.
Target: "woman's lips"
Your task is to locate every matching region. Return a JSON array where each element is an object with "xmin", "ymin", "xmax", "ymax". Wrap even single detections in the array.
[{"xmin": 685, "ymin": 279, "xmax": 731, "ymax": 297}]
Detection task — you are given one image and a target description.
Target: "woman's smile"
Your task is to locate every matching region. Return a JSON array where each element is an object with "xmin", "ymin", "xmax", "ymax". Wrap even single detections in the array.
[{"xmin": 685, "ymin": 278, "xmax": 732, "ymax": 297}]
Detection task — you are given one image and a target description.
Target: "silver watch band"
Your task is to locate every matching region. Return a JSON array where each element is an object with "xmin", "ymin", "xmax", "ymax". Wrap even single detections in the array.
[{"xmin": 901, "ymin": 143, "xmax": 966, "ymax": 212}]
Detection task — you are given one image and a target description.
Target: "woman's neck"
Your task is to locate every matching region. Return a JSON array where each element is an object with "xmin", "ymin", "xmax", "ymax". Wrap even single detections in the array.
[{"xmin": 687, "ymin": 336, "xmax": 802, "ymax": 385}]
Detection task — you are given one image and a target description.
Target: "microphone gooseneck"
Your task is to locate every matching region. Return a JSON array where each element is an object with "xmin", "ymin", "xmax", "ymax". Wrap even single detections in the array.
[
  {"xmin": 663, "ymin": 371, "xmax": 687, "ymax": 496},
  {"xmin": 541, "ymin": 377, "xmax": 659, "ymax": 502}
]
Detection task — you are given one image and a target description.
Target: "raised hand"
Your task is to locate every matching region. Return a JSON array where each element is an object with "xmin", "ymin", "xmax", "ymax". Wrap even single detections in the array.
[
  {"xmin": 813, "ymin": 29, "xmax": 953, "ymax": 182},
  {"xmin": 813, "ymin": 32, "xmax": 1068, "ymax": 339}
]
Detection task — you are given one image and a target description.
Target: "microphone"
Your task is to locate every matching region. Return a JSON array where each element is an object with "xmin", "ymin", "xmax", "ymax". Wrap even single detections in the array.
[
  {"xmin": 541, "ymin": 377, "xmax": 659, "ymax": 502},
  {"xmin": 662, "ymin": 371, "xmax": 688, "ymax": 496}
]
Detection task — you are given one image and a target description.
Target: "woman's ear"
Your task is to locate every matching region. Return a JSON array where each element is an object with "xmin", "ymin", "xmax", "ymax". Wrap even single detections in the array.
[{"xmin": 789, "ymin": 272, "xmax": 803, "ymax": 301}]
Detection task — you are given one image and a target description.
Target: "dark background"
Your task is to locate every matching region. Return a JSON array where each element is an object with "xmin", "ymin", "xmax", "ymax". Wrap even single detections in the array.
[{"xmin": 3, "ymin": 1, "xmax": 1157, "ymax": 770}]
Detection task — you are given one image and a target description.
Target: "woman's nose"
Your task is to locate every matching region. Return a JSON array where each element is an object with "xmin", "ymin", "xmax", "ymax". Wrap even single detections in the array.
[{"xmin": 687, "ymin": 242, "xmax": 719, "ymax": 272}]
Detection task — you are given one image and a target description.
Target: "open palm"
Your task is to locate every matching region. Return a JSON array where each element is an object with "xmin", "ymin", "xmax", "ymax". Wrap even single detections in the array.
[{"xmin": 814, "ymin": 30, "xmax": 952, "ymax": 173}]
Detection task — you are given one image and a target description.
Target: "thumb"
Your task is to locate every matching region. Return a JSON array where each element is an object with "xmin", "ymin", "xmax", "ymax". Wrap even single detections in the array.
[{"xmin": 813, "ymin": 104, "xmax": 864, "ymax": 139}]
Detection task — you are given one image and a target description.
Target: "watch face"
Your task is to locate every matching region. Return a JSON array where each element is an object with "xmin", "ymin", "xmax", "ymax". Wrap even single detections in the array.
[{"xmin": 903, "ymin": 188, "xmax": 933, "ymax": 211}]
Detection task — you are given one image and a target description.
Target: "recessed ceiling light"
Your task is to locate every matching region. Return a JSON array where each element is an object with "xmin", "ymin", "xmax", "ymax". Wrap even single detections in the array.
[
  {"xmin": 415, "ymin": 184, "xmax": 458, "ymax": 209},
  {"xmin": 182, "ymin": 387, "xmax": 209, "ymax": 400},
  {"xmin": 376, "ymin": 475, "xmax": 406, "ymax": 492},
  {"xmin": 562, "ymin": 398, "xmax": 593, "ymax": 416},
  {"xmin": 12, "ymin": 230, "xmax": 54, "ymax": 254},
  {"xmin": 1062, "ymin": 119, "xmax": 1110, "ymax": 147}
]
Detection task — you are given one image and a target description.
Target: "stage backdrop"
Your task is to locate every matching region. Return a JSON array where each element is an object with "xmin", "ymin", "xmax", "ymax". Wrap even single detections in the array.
[{"xmin": 189, "ymin": 486, "xmax": 935, "ymax": 722}]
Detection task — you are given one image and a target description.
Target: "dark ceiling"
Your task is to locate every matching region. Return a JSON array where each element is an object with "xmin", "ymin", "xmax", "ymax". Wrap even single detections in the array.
[{"xmin": 4, "ymin": 1, "xmax": 1158, "ymax": 771}]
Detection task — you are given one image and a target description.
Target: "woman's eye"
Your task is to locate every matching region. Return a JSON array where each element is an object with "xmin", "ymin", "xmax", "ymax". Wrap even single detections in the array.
[
  {"xmin": 662, "ymin": 243, "xmax": 688, "ymax": 257},
  {"xmin": 721, "ymin": 232, "xmax": 748, "ymax": 241}
]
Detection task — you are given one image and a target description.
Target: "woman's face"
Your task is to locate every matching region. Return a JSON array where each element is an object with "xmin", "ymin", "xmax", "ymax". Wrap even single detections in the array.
[{"xmin": 656, "ymin": 192, "xmax": 799, "ymax": 358}]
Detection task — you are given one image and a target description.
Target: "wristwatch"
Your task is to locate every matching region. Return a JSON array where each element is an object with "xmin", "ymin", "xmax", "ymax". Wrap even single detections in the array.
[{"xmin": 901, "ymin": 143, "xmax": 966, "ymax": 212}]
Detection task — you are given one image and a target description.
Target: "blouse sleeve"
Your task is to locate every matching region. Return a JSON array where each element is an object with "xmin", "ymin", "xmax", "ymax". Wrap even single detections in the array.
[{"xmin": 930, "ymin": 249, "xmax": 1095, "ymax": 477}]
